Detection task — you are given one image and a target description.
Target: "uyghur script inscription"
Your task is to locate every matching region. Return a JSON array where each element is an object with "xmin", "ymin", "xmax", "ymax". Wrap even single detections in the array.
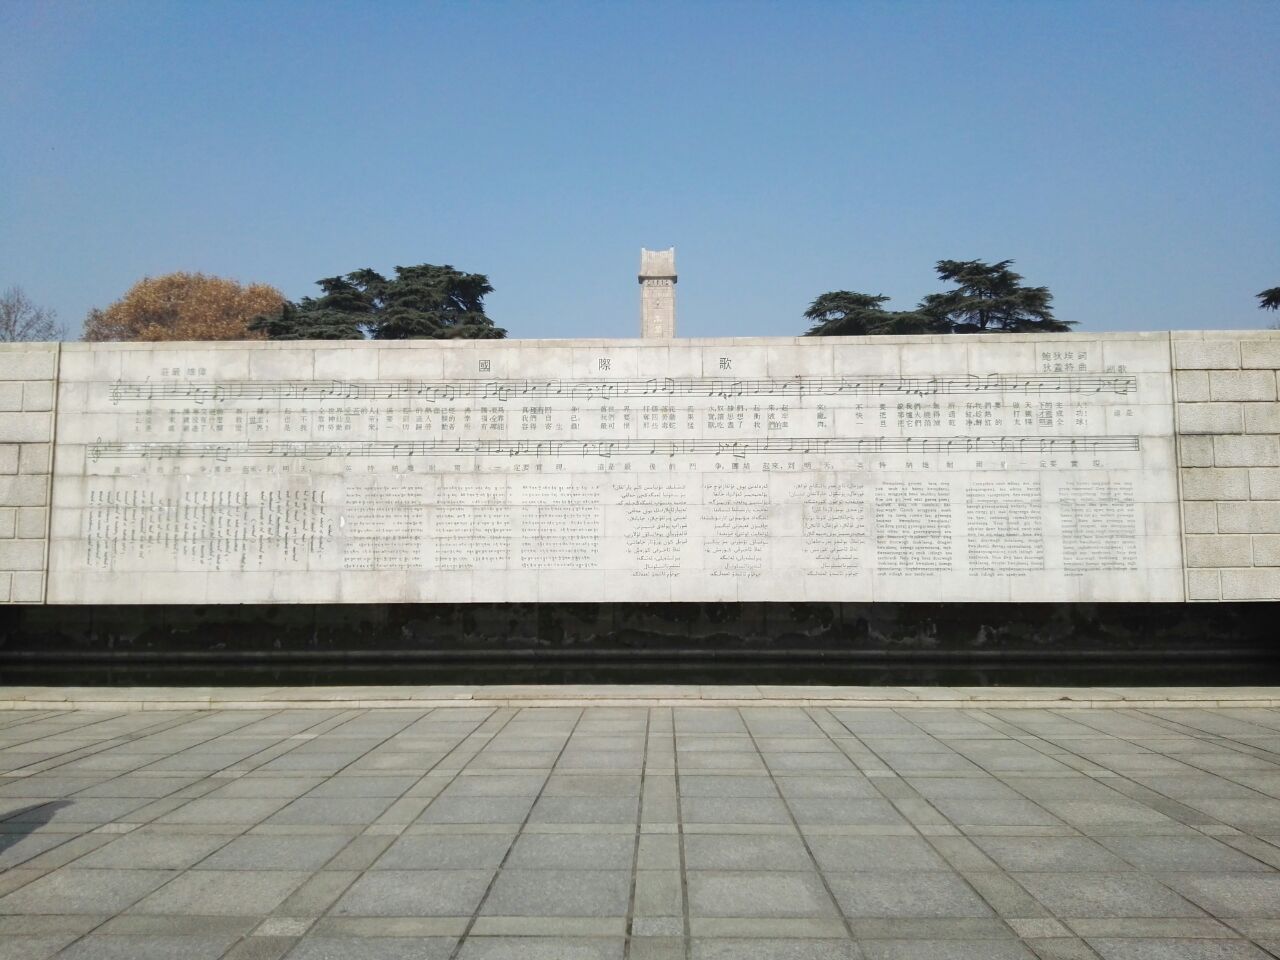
[{"xmin": 47, "ymin": 338, "xmax": 1184, "ymax": 603}]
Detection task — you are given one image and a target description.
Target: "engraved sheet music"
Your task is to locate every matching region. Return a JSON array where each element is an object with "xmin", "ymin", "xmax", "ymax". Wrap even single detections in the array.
[{"xmin": 47, "ymin": 336, "xmax": 1184, "ymax": 603}]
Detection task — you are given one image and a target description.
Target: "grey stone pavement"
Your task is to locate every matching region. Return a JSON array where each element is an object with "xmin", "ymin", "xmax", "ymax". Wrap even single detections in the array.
[{"xmin": 2, "ymin": 705, "xmax": 1280, "ymax": 959}]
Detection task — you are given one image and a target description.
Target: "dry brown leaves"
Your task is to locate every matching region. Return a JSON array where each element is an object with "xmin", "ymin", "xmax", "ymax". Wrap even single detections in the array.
[{"xmin": 83, "ymin": 273, "xmax": 285, "ymax": 341}]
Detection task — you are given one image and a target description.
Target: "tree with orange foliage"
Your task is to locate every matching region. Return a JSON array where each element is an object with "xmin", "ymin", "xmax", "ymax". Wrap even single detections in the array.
[{"xmin": 82, "ymin": 273, "xmax": 285, "ymax": 342}]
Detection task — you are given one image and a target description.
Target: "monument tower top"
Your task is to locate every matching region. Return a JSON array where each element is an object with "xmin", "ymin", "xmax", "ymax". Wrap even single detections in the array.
[{"xmin": 639, "ymin": 247, "xmax": 676, "ymax": 339}]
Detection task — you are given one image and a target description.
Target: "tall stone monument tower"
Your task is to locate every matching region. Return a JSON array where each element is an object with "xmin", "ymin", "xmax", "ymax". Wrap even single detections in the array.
[{"xmin": 639, "ymin": 247, "xmax": 676, "ymax": 338}]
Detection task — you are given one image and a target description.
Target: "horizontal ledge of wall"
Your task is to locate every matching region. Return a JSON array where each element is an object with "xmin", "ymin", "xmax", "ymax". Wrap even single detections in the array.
[{"xmin": 1, "ymin": 647, "xmax": 1272, "ymax": 663}]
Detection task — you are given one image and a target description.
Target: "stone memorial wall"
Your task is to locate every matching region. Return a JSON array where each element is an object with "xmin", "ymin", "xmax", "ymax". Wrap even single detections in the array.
[
  {"xmin": 2, "ymin": 331, "xmax": 1277, "ymax": 606},
  {"xmin": 0, "ymin": 343, "xmax": 57, "ymax": 604},
  {"xmin": 1173, "ymin": 332, "xmax": 1280, "ymax": 601}
]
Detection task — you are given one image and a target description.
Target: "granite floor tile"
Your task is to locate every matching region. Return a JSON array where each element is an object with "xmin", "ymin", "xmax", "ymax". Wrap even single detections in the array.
[
  {"xmin": 266, "ymin": 797, "xmax": 397, "ymax": 825},
  {"xmin": 687, "ymin": 870, "xmax": 837, "ymax": 918},
  {"xmin": 0, "ymin": 832, "xmax": 77, "ymax": 870},
  {"xmin": 74, "ymin": 831, "xmax": 229, "ymax": 870},
  {"xmin": 1085, "ymin": 939, "xmax": 1271, "ymax": 959},
  {"xmin": 1097, "ymin": 836, "xmax": 1273, "ymax": 872},
  {"xmin": 904, "ymin": 778, "xmax": 1023, "ymax": 800},
  {"xmin": 203, "ymin": 777, "xmax": 325, "ymax": 800},
  {"xmin": 0, "ymin": 934, "xmax": 79, "ymax": 960},
  {"xmin": 284, "ymin": 936, "xmax": 458, "ymax": 959},
  {"xmin": 503, "ymin": 831, "xmax": 633, "ymax": 870},
  {"xmin": 418, "ymin": 796, "xmax": 535, "ymax": 824},
  {"xmin": 440, "ymin": 774, "xmax": 549, "ymax": 797},
  {"xmin": 1157, "ymin": 872, "xmax": 1280, "ymax": 917},
  {"xmin": 540, "ymin": 774, "xmax": 640, "ymax": 797},
  {"xmin": 54, "ymin": 935, "xmax": 243, "ymax": 960},
  {"xmin": 683, "ymin": 833, "xmax": 814, "ymax": 871},
  {"xmin": 928, "ymin": 798, "xmax": 1063, "ymax": 827},
  {"xmin": 0, "ymin": 705, "xmax": 1275, "ymax": 959},
  {"xmin": 156, "ymin": 797, "xmax": 292, "ymax": 824},
  {"xmin": 787, "ymin": 798, "xmax": 908, "ymax": 827},
  {"xmin": 1043, "ymin": 799, "xmax": 1181, "ymax": 829},
  {"xmin": 196, "ymin": 834, "xmax": 351, "ymax": 870},
  {"xmin": 775, "ymin": 776, "xmax": 880, "ymax": 799},
  {"xmin": 677, "ymin": 753, "xmax": 768, "ymax": 772},
  {"xmin": 333, "ymin": 869, "xmax": 495, "ymax": 917},
  {"xmin": 479, "ymin": 868, "xmax": 631, "ymax": 917},
  {"xmin": 808, "ymin": 836, "xmax": 951, "ymax": 873},
  {"xmin": 681, "ymin": 797, "xmax": 793, "ymax": 824},
  {"xmin": 372, "ymin": 832, "xmax": 516, "ymax": 870},
  {"xmin": 127, "ymin": 869, "xmax": 311, "ymax": 916},
  {"xmin": 304, "ymin": 776, "xmax": 420, "ymax": 798},
  {"xmin": 527, "ymin": 796, "xmax": 639, "ymax": 824},
  {"xmin": 825, "ymin": 872, "xmax": 993, "ymax": 919},
  {"xmin": 455, "ymin": 938, "xmax": 624, "ymax": 959},
  {"xmin": 677, "ymin": 776, "xmax": 779, "ymax": 798},
  {"xmin": 971, "ymin": 837, "xmax": 1134, "ymax": 873},
  {"xmin": 0, "ymin": 868, "xmax": 175, "ymax": 915},
  {"xmin": 1014, "ymin": 873, "xmax": 1205, "ymax": 918},
  {"xmin": 691, "ymin": 940, "xmax": 861, "ymax": 959},
  {"xmin": 859, "ymin": 940, "xmax": 1034, "ymax": 959}
]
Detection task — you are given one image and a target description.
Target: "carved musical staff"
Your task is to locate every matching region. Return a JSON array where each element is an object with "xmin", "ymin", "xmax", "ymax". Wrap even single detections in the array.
[
  {"xmin": 86, "ymin": 435, "xmax": 1141, "ymax": 462},
  {"xmin": 107, "ymin": 372, "xmax": 1138, "ymax": 405}
]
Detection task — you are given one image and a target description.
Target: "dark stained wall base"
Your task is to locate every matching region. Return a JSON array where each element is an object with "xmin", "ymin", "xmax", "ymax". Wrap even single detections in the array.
[{"xmin": 2, "ymin": 602, "xmax": 1278, "ymax": 658}]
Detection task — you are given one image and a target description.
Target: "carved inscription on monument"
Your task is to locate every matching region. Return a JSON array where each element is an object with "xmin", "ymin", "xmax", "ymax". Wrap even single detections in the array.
[
  {"xmin": 874, "ymin": 481, "xmax": 954, "ymax": 575},
  {"xmin": 966, "ymin": 481, "xmax": 1045, "ymax": 576},
  {"xmin": 48, "ymin": 336, "xmax": 1183, "ymax": 602}
]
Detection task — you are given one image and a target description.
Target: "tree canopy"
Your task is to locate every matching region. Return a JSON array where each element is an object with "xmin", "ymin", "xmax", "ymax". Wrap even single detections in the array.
[
  {"xmin": 920, "ymin": 259, "xmax": 1071, "ymax": 333},
  {"xmin": 250, "ymin": 264, "xmax": 506, "ymax": 340},
  {"xmin": 805, "ymin": 259, "xmax": 1073, "ymax": 336},
  {"xmin": 83, "ymin": 273, "xmax": 284, "ymax": 341},
  {"xmin": 1259, "ymin": 287, "xmax": 1280, "ymax": 311},
  {"xmin": 0, "ymin": 286, "xmax": 64, "ymax": 341},
  {"xmin": 803, "ymin": 292, "xmax": 944, "ymax": 336}
]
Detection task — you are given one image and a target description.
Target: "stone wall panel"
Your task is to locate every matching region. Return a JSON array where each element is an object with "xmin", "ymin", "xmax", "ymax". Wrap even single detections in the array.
[
  {"xmin": 0, "ymin": 344, "xmax": 56, "ymax": 604},
  {"xmin": 43, "ymin": 334, "xmax": 1184, "ymax": 604},
  {"xmin": 0, "ymin": 331, "xmax": 1274, "ymax": 605},
  {"xmin": 1173, "ymin": 331, "xmax": 1280, "ymax": 601}
]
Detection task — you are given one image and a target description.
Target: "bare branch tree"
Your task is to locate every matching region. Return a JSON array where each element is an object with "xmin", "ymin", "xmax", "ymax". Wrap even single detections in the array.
[{"xmin": 0, "ymin": 287, "xmax": 65, "ymax": 341}]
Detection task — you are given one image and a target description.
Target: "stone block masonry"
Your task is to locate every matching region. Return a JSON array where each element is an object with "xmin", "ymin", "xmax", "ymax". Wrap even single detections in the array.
[
  {"xmin": 1174, "ymin": 331, "xmax": 1280, "ymax": 600},
  {"xmin": 0, "ymin": 343, "xmax": 57, "ymax": 603},
  {"xmin": 45, "ymin": 334, "xmax": 1183, "ymax": 604},
  {"xmin": 2, "ymin": 331, "xmax": 1280, "ymax": 605}
]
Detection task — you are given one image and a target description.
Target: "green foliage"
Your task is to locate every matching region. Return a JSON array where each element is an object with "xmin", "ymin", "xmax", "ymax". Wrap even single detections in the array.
[
  {"xmin": 804, "ymin": 259, "xmax": 1073, "ymax": 337},
  {"xmin": 250, "ymin": 264, "xmax": 506, "ymax": 340},
  {"xmin": 920, "ymin": 259, "xmax": 1071, "ymax": 333},
  {"xmin": 1259, "ymin": 287, "xmax": 1280, "ymax": 311},
  {"xmin": 803, "ymin": 291, "xmax": 944, "ymax": 337}
]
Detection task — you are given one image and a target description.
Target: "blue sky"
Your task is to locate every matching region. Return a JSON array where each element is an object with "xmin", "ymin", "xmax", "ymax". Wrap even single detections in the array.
[{"xmin": 2, "ymin": 1, "xmax": 1276, "ymax": 339}]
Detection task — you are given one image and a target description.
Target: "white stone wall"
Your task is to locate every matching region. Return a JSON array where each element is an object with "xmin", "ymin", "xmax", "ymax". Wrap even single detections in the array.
[
  {"xmin": 0, "ymin": 343, "xmax": 57, "ymax": 603},
  {"xmin": 7, "ymin": 330, "xmax": 1278, "ymax": 606},
  {"xmin": 1174, "ymin": 331, "xmax": 1280, "ymax": 600},
  {"xmin": 46, "ymin": 334, "xmax": 1181, "ymax": 604}
]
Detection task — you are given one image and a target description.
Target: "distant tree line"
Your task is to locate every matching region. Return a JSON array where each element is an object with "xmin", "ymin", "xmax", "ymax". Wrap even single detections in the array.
[
  {"xmin": 803, "ymin": 259, "xmax": 1071, "ymax": 336},
  {"xmin": 76, "ymin": 262, "xmax": 504, "ymax": 343},
  {"xmin": 0, "ymin": 286, "xmax": 65, "ymax": 342},
  {"xmin": 3, "ymin": 259, "xmax": 1278, "ymax": 343}
]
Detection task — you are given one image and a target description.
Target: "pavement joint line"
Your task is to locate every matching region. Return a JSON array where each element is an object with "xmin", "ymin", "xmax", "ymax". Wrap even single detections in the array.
[
  {"xmin": 3, "ymin": 704, "xmax": 1280, "ymax": 957},
  {"xmin": 5, "ymin": 686, "xmax": 1280, "ymax": 711},
  {"xmin": 443, "ymin": 704, "xmax": 585, "ymax": 960}
]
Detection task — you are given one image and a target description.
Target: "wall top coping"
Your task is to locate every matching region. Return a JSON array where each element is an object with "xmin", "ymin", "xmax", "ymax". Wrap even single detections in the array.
[{"xmin": 19, "ymin": 329, "xmax": 1270, "ymax": 353}]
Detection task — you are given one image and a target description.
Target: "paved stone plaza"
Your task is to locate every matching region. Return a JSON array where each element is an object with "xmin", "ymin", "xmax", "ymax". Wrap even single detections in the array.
[{"xmin": 2, "ymin": 704, "xmax": 1280, "ymax": 959}]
